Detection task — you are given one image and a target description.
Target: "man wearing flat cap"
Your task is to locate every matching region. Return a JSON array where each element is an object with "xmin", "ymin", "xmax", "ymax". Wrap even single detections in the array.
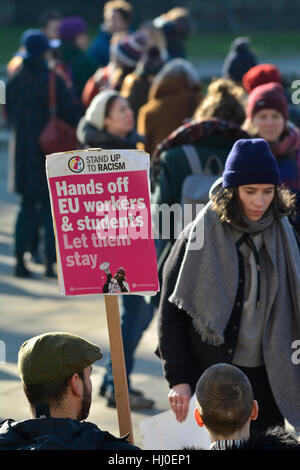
[{"xmin": 0, "ymin": 332, "xmax": 140, "ymax": 450}]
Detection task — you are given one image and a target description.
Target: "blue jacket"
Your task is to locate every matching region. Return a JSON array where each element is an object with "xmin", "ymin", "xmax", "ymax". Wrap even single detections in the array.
[{"xmin": 88, "ymin": 26, "xmax": 111, "ymax": 67}]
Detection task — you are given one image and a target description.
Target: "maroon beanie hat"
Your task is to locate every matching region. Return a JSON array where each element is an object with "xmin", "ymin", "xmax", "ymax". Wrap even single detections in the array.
[
  {"xmin": 242, "ymin": 63, "xmax": 282, "ymax": 93},
  {"xmin": 246, "ymin": 81, "xmax": 289, "ymax": 121}
]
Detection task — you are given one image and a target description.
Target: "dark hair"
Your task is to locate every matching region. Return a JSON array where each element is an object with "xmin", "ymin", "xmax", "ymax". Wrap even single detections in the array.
[
  {"xmin": 194, "ymin": 77, "xmax": 245, "ymax": 126},
  {"xmin": 211, "ymin": 184, "xmax": 296, "ymax": 226},
  {"xmin": 196, "ymin": 364, "xmax": 254, "ymax": 437},
  {"xmin": 23, "ymin": 370, "xmax": 84, "ymax": 409},
  {"xmin": 39, "ymin": 9, "xmax": 62, "ymax": 28}
]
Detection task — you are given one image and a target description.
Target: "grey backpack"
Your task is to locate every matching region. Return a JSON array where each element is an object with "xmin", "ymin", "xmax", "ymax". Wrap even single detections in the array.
[{"xmin": 181, "ymin": 145, "xmax": 223, "ymax": 221}]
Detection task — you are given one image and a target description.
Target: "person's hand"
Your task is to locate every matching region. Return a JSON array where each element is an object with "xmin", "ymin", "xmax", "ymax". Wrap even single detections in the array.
[{"xmin": 168, "ymin": 383, "xmax": 192, "ymax": 422}]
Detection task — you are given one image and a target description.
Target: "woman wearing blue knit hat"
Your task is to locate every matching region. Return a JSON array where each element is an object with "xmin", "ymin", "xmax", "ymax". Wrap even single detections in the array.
[{"xmin": 157, "ymin": 138, "xmax": 300, "ymax": 438}]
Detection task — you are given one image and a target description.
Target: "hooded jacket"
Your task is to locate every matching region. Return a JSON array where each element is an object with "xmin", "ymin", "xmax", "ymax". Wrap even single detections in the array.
[
  {"xmin": 0, "ymin": 418, "xmax": 140, "ymax": 450},
  {"xmin": 137, "ymin": 74, "xmax": 202, "ymax": 156}
]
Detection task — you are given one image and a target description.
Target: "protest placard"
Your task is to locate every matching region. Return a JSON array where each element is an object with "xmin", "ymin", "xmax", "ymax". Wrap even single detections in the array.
[
  {"xmin": 46, "ymin": 148, "xmax": 159, "ymax": 296},
  {"xmin": 139, "ymin": 395, "xmax": 210, "ymax": 450},
  {"xmin": 46, "ymin": 147, "xmax": 159, "ymax": 444}
]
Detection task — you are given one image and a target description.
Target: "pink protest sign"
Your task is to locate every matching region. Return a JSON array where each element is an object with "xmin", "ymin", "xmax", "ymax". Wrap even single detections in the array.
[{"xmin": 46, "ymin": 148, "xmax": 159, "ymax": 296}]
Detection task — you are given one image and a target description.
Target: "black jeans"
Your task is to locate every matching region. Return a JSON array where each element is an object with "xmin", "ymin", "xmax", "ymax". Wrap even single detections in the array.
[
  {"xmin": 238, "ymin": 364, "xmax": 284, "ymax": 437},
  {"xmin": 15, "ymin": 194, "xmax": 56, "ymax": 264}
]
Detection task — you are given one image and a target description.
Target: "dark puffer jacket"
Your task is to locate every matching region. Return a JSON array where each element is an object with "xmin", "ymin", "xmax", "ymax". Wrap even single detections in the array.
[{"xmin": 0, "ymin": 418, "xmax": 140, "ymax": 450}]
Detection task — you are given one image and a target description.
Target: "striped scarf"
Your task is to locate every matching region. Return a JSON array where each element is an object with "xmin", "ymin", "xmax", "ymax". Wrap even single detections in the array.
[{"xmin": 210, "ymin": 439, "xmax": 244, "ymax": 450}]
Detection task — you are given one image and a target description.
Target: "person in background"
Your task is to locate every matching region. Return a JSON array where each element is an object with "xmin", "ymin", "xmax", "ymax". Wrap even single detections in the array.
[
  {"xmin": 5, "ymin": 31, "xmax": 83, "ymax": 278},
  {"xmin": 150, "ymin": 78, "xmax": 248, "ymax": 308},
  {"xmin": 244, "ymin": 81, "xmax": 300, "ymax": 234},
  {"xmin": 222, "ymin": 37, "xmax": 257, "ymax": 86},
  {"xmin": 138, "ymin": 19, "xmax": 169, "ymax": 63},
  {"xmin": 7, "ymin": 11, "xmax": 62, "ymax": 78},
  {"xmin": 157, "ymin": 138, "xmax": 300, "ymax": 437},
  {"xmin": 58, "ymin": 16, "xmax": 98, "ymax": 98},
  {"xmin": 6, "ymin": 28, "xmax": 35, "ymax": 76},
  {"xmin": 39, "ymin": 9, "xmax": 62, "ymax": 41},
  {"xmin": 6, "ymin": 25, "xmax": 71, "ymax": 266},
  {"xmin": 195, "ymin": 364, "xmax": 258, "ymax": 450},
  {"xmin": 77, "ymin": 90, "xmax": 155, "ymax": 409},
  {"xmin": 120, "ymin": 45, "xmax": 166, "ymax": 124},
  {"xmin": 242, "ymin": 62, "xmax": 300, "ymax": 129},
  {"xmin": 88, "ymin": 0, "xmax": 133, "ymax": 67},
  {"xmin": 137, "ymin": 58, "xmax": 202, "ymax": 156},
  {"xmin": 242, "ymin": 63, "xmax": 282, "ymax": 93},
  {"xmin": 0, "ymin": 332, "xmax": 140, "ymax": 450},
  {"xmin": 120, "ymin": 21, "xmax": 167, "ymax": 123},
  {"xmin": 194, "ymin": 363, "xmax": 300, "ymax": 450},
  {"xmin": 152, "ymin": 7, "xmax": 191, "ymax": 60},
  {"xmin": 151, "ymin": 77, "xmax": 247, "ymax": 206},
  {"xmin": 82, "ymin": 31, "xmax": 149, "ymax": 109},
  {"xmin": 77, "ymin": 86, "xmax": 143, "ymax": 150},
  {"xmin": 39, "ymin": 9, "xmax": 75, "ymax": 92}
]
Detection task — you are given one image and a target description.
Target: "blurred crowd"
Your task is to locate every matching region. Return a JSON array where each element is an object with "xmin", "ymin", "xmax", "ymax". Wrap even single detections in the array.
[{"xmin": 4, "ymin": 2, "xmax": 300, "ymax": 278}]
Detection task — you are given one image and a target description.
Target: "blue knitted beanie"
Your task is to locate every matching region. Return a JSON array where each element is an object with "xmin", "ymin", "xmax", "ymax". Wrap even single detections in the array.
[{"xmin": 222, "ymin": 138, "xmax": 281, "ymax": 188}]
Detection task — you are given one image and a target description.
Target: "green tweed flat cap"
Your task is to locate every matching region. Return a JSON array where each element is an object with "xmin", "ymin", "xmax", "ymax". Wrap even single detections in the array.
[{"xmin": 18, "ymin": 332, "xmax": 103, "ymax": 384}]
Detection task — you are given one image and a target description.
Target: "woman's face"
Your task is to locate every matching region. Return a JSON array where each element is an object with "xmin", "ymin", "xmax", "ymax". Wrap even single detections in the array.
[
  {"xmin": 105, "ymin": 9, "xmax": 128, "ymax": 34},
  {"xmin": 238, "ymin": 184, "xmax": 275, "ymax": 221},
  {"xmin": 104, "ymin": 97, "xmax": 134, "ymax": 138},
  {"xmin": 252, "ymin": 108, "xmax": 285, "ymax": 143}
]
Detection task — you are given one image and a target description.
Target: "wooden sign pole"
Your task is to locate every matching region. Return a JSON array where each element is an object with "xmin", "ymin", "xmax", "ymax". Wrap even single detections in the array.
[{"xmin": 104, "ymin": 295, "xmax": 134, "ymax": 444}]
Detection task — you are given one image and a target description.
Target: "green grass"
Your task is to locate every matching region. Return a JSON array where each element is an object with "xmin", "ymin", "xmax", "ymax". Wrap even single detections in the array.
[
  {"xmin": 186, "ymin": 30, "xmax": 300, "ymax": 59},
  {"xmin": 1, "ymin": 25, "xmax": 300, "ymax": 65},
  {"xmin": 0, "ymin": 24, "xmax": 102, "ymax": 65}
]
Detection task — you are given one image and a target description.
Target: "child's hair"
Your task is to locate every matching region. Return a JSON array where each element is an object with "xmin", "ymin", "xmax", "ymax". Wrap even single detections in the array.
[
  {"xmin": 194, "ymin": 77, "xmax": 245, "ymax": 126},
  {"xmin": 196, "ymin": 364, "xmax": 254, "ymax": 437}
]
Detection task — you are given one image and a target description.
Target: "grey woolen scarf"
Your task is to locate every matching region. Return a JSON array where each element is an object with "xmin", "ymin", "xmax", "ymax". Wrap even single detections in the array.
[{"xmin": 169, "ymin": 199, "xmax": 300, "ymax": 430}]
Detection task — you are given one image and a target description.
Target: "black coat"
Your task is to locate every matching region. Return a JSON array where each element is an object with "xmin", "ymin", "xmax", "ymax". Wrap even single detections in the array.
[
  {"xmin": 0, "ymin": 418, "xmax": 140, "ymax": 451},
  {"xmin": 156, "ymin": 224, "xmax": 246, "ymax": 393},
  {"xmin": 236, "ymin": 426, "xmax": 300, "ymax": 450},
  {"xmin": 186, "ymin": 426, "xmax": 300, "ymax": 451},
  {"xmin": 5, "ymin": 57, "xmax": 83, "ymax": 196}
]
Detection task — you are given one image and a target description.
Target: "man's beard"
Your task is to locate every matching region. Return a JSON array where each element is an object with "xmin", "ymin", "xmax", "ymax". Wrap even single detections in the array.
[{"xmin": 78, "ymin": 382, "xmax": 91, "ymax": 421}]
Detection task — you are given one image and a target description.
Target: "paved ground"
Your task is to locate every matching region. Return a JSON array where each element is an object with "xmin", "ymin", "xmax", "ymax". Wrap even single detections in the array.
[{"xmin": 0, "ymin": 129, "xmax": 170, "ymax": 449}]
